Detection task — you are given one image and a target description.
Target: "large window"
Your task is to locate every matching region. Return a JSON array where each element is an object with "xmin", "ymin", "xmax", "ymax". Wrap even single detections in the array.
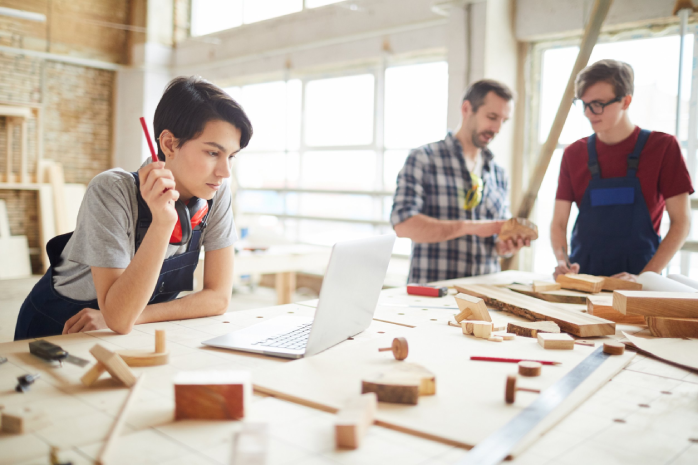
[
  {"xmin": 226, "ymin": 61, "xmax": 448, "ymax": 255},
  {"xmin": 529, "ymin": 32, "xmax": 694, "ymax": 276},
  {"xmin": 191, "ymin": 0, "xmax": 346, "ymax": 36}
]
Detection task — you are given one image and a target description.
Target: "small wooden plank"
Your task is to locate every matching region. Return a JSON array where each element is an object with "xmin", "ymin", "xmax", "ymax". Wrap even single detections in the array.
[
  {"xmin": 586, "ymin": 295, "xmax": 645, "ymax": 325},
  {"xmin": 498, "ymin": 218, "xmax": 538, "ymax": 242},
  {"xmin": 601, "ymin": 277, "xmax": 642, "ymax": 291},
  {"xmin": 454, "ymin": 293, "xmax": 491, "ymax": 322},
  {"xmin": 556, "ymin": 274, "xmax": 604, "ymax": 293},
  {"xmin": 97, "ymin": 374, "xmax": 146, "ymax": 465},
  {"xmin": 89, "ymin": 344, "xmax": 137, "ymax": 387},
  {"xmin": 506, "ymin": 321, "xmax": 560, "ymax": 338},
  {"xmin": 335, "ymin": 393, "xmax": 377, "ymax": 449},
  {"xmin": 646, "ymin": 317, "xmax": 698, "ymax": 338},
  {"xmin": 174, "ymin": 371, "xmax": 251, "ymax": 420},
  {"xmin": 508, "ymin": 283, "xmax": 590, "ymax": 304},
  {"xmin": 613, "ymin": 291, "xmax": 698, "ymax": 318},
  {"xmin": 81, "ymin": 362, "xmax": 107, "ymax": 387},
  {"xmin": 532, "ymin": 281, "xmax": 561, "ymax": 292},
  {"xmin": 455, "ymin": 284, "xmax": 615, "ymax": 337},
  {"xmin": 472, "ymin": 321, "xmax": 493, "ymax": 339},
  {"xmin": 537, "ymin": 333, "xmax": 574, "ymax": 350}
]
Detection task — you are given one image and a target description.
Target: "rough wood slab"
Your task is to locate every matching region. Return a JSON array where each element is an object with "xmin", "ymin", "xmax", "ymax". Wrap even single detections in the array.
[
  {"xmin": 508, "ymin": 284, "xmax": 592, "ymax": 304},
  {"xmin": 646, "ymin": 317, "xmax": 698, "ymax": 338},
  {"xmin": 455, "ymin": 284, "xmax": 615, "ymax": 337},
  {"xmin": 586, "ymin": 295, "xmax": 646, "ymax": 325},
  {"xmin": 601, "ymin": 277, "xmax": 642, "ymax": 291},
  {"xmin": 556, "ymin": 274, "xmax": 604, "ymax": 293},
  {"xmin": 613, "ymin": 291, "xmax": 698, "ymax": 318},
  {"xmin": 507, "ymin": 321, "xmax": 560, "ymax": 338}
]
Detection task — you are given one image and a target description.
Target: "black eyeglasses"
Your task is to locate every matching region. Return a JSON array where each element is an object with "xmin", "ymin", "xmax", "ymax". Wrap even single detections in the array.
[{"xmin": 575, "ymin": 97, "xmax": 622, "ymax": 115}]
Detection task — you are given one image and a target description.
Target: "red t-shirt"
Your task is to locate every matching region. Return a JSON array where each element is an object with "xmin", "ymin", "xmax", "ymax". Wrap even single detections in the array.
[{"xmin": 556, "ymin": 126, "xmax": 694, "ymax": 233}]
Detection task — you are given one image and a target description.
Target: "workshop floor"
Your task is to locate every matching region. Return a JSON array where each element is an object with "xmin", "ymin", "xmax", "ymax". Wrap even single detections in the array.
[{"xmin": 0, "ymin": 276, "xmax": 314, "ymax": 343}]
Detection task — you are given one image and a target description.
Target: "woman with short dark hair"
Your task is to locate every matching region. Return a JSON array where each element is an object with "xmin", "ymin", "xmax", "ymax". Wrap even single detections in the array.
[{"xmin": 15, "ymin": 76, "xmax": 252, "ymax": 339}]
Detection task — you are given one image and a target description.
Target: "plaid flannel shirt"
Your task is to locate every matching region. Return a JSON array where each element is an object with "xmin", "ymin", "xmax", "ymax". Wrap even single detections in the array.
[{"xmin": 390, "ymin": 132, "xmax": 511, "ymax": 283}]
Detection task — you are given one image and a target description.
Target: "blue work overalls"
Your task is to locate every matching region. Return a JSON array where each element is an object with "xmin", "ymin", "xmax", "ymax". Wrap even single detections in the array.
[
  {"xmin": 14, "ymin": 172, "xmax": 211, "ymax": 340},
  {"xmin": 569, "ymin": 129, "xmax": 660, "ymax": 276}
]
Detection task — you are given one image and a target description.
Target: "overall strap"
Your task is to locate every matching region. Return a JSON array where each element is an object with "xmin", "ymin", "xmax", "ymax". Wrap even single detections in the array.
[
  {"xmin": 186, "ymin": 198, "xmax": 213, "ymax": 252},
  {"xmin": 586, "ymin": 134, "xmax": 601, "ymax": 179},
  {"xmin": 626, "ymin": 129, "xmax": 651, "ymax": 177}
]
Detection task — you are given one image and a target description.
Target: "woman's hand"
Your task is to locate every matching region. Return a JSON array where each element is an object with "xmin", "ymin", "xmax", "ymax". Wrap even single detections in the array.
[
  {"xmin": 138, "ymin": 161, "xmax": 179, "ymax": 229},
  {"xmin": 611, "ymin": 272, "xmax": 638, "ymax": 282},
  {"xmin": 553, "ymin": 261, "xmax": 580, "ymax": 279},
  {"xmin": 63, "ymin": 308, "xmax": 108, "ymax": 334}
]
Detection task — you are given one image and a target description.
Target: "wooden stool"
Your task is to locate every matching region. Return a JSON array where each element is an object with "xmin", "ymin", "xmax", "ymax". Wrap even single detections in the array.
[
  {"xmin": 378, "ymin": 337, "xmax": 408, "ymax": 361},
  {"xmin": 505, "ymin": 375, "xmax": 540, "ymax": 404}
]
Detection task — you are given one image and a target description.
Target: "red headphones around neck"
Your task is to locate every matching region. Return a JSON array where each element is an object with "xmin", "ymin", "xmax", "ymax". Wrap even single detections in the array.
[{"xmin": 140, "ymin": 117, "xmax": 209, "ymax": 245}]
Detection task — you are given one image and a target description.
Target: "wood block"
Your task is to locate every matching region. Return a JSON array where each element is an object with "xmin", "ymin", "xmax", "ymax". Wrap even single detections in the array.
[
  {"xmin": 556, "ymin": 274, "xmax": 605, "ymax": 293},
  {"xmin": 601, "ymin": 277, "xmax": 643, "ymax": 291},
  {"xmin": 471, "ymin": 321, "xmax": 493, "ymax": 339},
  {"xmin": 613, "ymin": 291, "xmax": 698, "ymax": 318},
  {"xmin": 586, "ymin": 294, "xmax": 645, "ymax": 325},
  {"xmin": 174, "ymin": 371, "xmax": 251, "ymax": 420},
  {"xmin": 335, "ymin": 393, "xmax": 377, "ymax": 449},
  {"xmin": 537, "ymin": 333, "xmax": 574, "ymax": 350},
  {"xmin": 81, "ymin": 362, "xmax": 107, "ymax": 387},
  {"xmin": 498, "ymin": 217, "xmax": 538, "ymax": 242},
  {"xmin": 456, "ymin": 284, "xmax": 615, "ymax": 337},
  {"xmin": 506, "ymin": 321, "xmax": 560, "ymax": 338},
  {"xmin": 603, "ymin": 341, "xmax": 625, "ymax": 355},
  {"xmin": 532, "ymin": 281, "xmax": 561, "ymax": 292},
  {"xmin": 361, "ymin": 363, "xmax": 435, "ymax": 404},
  {"xmin": 232, "ymin": 423, "xmax": 267, "ymax": 465},
  {"xmin": 518, "ymin": 361, "xmax": 542, "ymax": 377},
  {"xmin": 89, "ymin": 345, "xmax": 137, "ymax": 387},
  {"xmin": 454, "ymin": 293, "xmax": 491, "ymax": 322},
  {"xmin": 1, "ymin": 406, "xmax": 50, "ymax": 434},
  {"xmin": 646, "ymin": 317, "xmax": 698, "ymax": 338}
]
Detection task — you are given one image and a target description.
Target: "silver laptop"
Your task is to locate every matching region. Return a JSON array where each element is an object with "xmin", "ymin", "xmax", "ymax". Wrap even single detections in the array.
[{"xmin": 202, "ymin": 234, "xmax": 396, "ymax": 359}]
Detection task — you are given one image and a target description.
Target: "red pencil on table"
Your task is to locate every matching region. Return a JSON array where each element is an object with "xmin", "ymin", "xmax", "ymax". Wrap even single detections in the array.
[
  {"xmin": 139, "ymin": 117, "xmax": 159, "ymax": 162},
  {"xmin": 470, "ymin": 356, "xmax": 561, "ymax": 366}
]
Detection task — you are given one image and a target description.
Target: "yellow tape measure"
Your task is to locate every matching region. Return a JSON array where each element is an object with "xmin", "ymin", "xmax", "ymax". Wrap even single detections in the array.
[{"xmin": 463, "ymin": 172, "xmax": 483, "ymax": 210}]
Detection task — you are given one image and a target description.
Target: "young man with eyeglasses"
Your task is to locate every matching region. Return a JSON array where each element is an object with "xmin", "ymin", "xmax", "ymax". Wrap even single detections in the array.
[
  {"xmin": 391, "ymin": 79, "xmax": 529, "ymax": 283},
  {"xmin": 551, "ymin": 59, "xmax": 693, "ymax": 281}
]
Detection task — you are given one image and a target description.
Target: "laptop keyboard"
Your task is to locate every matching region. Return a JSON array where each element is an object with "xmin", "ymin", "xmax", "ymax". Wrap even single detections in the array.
[{"xmin": 252, "ymin": 323, "xmax": 312, "ymax": 350}]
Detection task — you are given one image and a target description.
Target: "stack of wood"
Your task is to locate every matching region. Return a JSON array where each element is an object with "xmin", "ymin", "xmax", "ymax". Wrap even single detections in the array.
[{"xmin": 613, "ymin": 291, "xmax": 698, "ymax": 338}]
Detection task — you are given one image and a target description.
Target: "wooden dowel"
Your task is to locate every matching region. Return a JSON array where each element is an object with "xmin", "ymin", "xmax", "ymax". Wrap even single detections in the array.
[
  {"xmin": 97, "ymin": 374, "xmax": 145, "ymax": 465},
  {"xmin": 518, "ymin": 387, "xmax": 541, "ymax": 394},
  {"xmin": 377, "ymin": 348, "xmax": 391, "ymax": 352},
  {"xmin": 155, "ymin": 330, "xmax": 166, "ymax": 354}
]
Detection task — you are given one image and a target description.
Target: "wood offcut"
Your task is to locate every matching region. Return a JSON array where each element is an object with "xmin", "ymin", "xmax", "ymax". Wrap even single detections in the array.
[
  {"xmin": 335, "ymin": 393, "xmax": 377, "ymax": 449},
  {"xmin": 586, "ymin": 294, "xmax": 646, "ymax": 325},
  {"xmin": 613, "ymin": 291, "xmax": 698, "ymax": 318},
  {"xmin": 646, "ymin": 317, "xmax": 698, "ymax": 338},
  {"xmin": 556, "ymin": 274, "xmax": 605, "ymax": 293}
]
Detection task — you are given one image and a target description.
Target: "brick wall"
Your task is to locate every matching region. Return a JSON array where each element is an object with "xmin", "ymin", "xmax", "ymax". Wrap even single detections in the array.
[
  {"xmin": 0, "ymin": 58, "xmax": 116, "ymax": 274},
  {"xmin": 44, "ymin": 62, "xmax": 113, "ymax": 184}
]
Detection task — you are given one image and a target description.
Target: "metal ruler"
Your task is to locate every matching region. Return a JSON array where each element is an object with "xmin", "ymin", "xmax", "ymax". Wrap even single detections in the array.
[{"xmin": 457, "ymin": 347, "xmax": 612, "ymax": 465}]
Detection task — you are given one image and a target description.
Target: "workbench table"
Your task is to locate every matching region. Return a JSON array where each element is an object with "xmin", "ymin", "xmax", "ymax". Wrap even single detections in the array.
[{"xmin": 1, "ymin": 271, "xmax": 696, "ymax": 465}]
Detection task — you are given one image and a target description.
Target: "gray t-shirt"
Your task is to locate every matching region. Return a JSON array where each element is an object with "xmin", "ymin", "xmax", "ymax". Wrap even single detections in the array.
[{"xmin": 53, "ymin": 164, "xmax": 237, "ymax": 301}]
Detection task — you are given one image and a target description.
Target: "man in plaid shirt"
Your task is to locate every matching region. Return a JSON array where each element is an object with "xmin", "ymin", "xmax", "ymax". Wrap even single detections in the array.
[{"xmin": 391, "ymin": 79, "xmax": 529, "ymax": 283}]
